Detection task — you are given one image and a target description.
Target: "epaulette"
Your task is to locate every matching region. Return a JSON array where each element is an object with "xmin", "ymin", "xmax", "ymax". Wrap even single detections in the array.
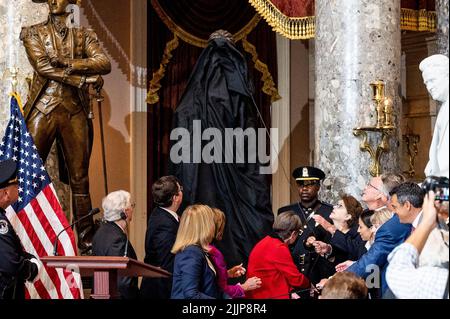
[{"xmin": 19, "ymin": 22, "xmax": 46, "ymax": 40}]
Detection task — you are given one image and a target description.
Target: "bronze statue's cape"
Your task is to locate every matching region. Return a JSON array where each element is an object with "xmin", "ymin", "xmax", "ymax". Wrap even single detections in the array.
[{"xmin": 170, "ymin": 38, "xmax": 274, "ymax": 267}]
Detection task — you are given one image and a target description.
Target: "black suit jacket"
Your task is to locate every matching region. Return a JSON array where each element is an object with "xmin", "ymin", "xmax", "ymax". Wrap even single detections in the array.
[
  {"xmin": 278, "ymin": 200, "xmax": 334, "ymax": 284},
  {"xmin": 0, "ymin": 209, "xmax": 38, "ymax": 300},
  {"xmin": 329, "ymin": 224, "xmax": 366, "ymax": 262},
  {"xmin": 140, "ymin": 207, "xmax": 179, "ymax": 299},
  {"xmin": 92, "ymin": 221, "xmax": 139, "ymax": 299}
]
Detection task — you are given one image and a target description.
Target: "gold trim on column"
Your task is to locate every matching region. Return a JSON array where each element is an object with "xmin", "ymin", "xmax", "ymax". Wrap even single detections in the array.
[
  {"xmin": 401, "ymin": 8, "xmax": 436, "ymax": 32},
  {"xmin": 248, "ymin": 0, "xmax": 315, "ymax": 40},
  {"xmin": 242, "ymin": 37, "xmax": 281, "ymax": 102},
  {"xmin": 248, "ymin": 0, "xmax": 436, "ymax": 39},
  {"xmin": 146, "ymin": 34, "xmax": 179, "ymax": 104}
]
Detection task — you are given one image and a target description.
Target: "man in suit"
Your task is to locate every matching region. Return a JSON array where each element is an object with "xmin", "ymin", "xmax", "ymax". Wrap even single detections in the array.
[
  {"xmin": 21, "ymin": 0, "xmax": 111, "ymax": 253},
  {"xmin": 140, "ymin": 176, "xmax": 183, "ymax": 299},
  {"xmin": 340, "ymin": 174, "xmax": 412, "ymax": 298},
  {"xmin": 278, "ymin": 166, "xmax": 334, "ymax": 286},
  {"xmin": 319, "ymin": 173, "xmax": 407, "ymax": 264},
  {"xmin": 92, "ymin": 190, "xmax": 139, "ymax": 299},
  {"xmin": 386, "ymin": 187, "xmax": 449, "ymax": 299}
]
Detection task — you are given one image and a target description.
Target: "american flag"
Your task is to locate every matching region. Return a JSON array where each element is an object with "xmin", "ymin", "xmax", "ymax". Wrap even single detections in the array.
[{"xmin": 0, "ymin": 96, "xmax": 82, "ymax": 299}]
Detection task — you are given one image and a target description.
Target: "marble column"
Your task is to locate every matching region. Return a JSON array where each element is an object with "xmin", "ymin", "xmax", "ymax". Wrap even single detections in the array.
[
  {"xmin": 315, "ymin": 0, "xmax": 402, "ymax": 202},
  {"xmin": 436, "ymin": 0, "xmax": 449, "ymax": 56}
]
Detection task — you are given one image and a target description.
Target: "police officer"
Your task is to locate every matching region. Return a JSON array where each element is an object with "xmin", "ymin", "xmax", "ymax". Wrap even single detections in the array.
[
  {"xmin": 0, "ymin": 159, "xmax": 39, "ymax": 300},
  {"xmin": 278, "ymin": 166, "xmax": 335, "ymax": 288}
]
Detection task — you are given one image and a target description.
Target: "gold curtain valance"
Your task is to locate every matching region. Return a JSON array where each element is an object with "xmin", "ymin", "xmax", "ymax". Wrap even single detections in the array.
[
  {"xmin": 152, "ymin": 0, "xmax": 262, "ymax": 48},
  {"xmin": 249, "ymin": 0, "xmax": 437, "ymax": 40},
  {"xmin": 148, "ymin": 0, "xmax": 281, "ymax": 104}
]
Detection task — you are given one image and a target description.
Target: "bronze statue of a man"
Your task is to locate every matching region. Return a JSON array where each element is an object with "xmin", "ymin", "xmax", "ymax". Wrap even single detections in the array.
[{"xmin": 20, "ymin": 0, "xmax": 111, "ymax": 253}]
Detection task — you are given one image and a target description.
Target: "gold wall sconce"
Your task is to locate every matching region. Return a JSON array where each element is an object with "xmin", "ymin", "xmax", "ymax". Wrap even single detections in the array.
[
  {"xmin": 353, "ymin": 81, "xmax": 396, "ymax": 177},
  {"xmin": 403, "ymin": 133, "xmax": 420, "ymax": 178}
]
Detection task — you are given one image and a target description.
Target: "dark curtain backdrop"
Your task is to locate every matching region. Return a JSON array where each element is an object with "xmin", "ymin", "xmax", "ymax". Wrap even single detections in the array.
[
  {"xmin": 147, "ymin": 3, "xmax": 277, "ymax": 213},
  {"xmin": 401, "ymin": 0, "xmax": 435, "ymax": 10}
]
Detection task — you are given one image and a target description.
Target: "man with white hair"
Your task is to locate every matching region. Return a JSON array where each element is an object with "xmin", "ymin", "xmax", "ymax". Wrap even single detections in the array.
[
  {"xmin": 92, "ymin": 190, "xmax": 139, "ymax": 299},
  {"xmin": 419, "ymin": 54, "xmax": 449, "ymax": 178}
]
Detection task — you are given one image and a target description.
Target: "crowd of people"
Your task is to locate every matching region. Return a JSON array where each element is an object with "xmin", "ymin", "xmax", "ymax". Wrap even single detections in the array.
[
  {"xmin": 89, "ymin": 167, "xmax": 450, "ymax": 300},
  {"xmin": 1, "ymin": 157, "xmax": 448, "ymax": 300}
]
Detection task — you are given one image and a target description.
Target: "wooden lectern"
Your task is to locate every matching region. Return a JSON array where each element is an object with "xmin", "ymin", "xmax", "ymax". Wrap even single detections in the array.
[{"xmin": 41, "ymin": 256, "xmax": 171, "ymax": 299}]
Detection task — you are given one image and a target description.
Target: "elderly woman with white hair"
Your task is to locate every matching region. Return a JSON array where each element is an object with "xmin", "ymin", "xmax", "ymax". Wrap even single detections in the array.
[{"xmin": 92, "ymin": 190, "xmax": 139, "ymax": 299}]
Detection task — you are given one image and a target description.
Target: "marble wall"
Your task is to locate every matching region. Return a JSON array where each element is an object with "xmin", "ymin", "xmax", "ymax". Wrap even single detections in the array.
[
  {"xmin": 436, "ymin": 0, "xmax": 449, "ymax": 56},
  {"xmin": 315, "ymin": 0, "xmax": 402, "ymax": 203},
  {"xmin": 0, "ymin": 0, "xmax": 47, "ymax": 132}
]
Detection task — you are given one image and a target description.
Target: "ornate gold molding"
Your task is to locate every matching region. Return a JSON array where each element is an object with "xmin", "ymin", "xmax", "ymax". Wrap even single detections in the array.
[
  {"xmin": 242, "ymin": 37, "xmax": 281, "ymax": 103},
  {"xmin": 401, "ymin": 8, "xmax": 436, "ymax": 32},
  {"xmin": 248, "ymin": 0, "xmax": 436, "ymax": 40},
  {"xmin": 146, "ymin": 35, "xmax": 180, "ymax": 104},
  {"xmin": 248, "ymin": 0, "xmax": 315, "ymax": 40}
]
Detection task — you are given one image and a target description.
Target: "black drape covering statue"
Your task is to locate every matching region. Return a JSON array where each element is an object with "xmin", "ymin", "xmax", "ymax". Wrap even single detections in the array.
[{"xmin": 169, "ymin": 30, "xmax": 274, "ymax": 267}]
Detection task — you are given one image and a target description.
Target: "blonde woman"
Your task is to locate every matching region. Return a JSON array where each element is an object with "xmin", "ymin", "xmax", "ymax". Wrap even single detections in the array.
[
  {"xmin": 371, "ymin": 207, "xmax": 393, "ymax": 231},
  {"xmin": 171, "ymin": 205, "xmax": 222, "ymax": 299}
]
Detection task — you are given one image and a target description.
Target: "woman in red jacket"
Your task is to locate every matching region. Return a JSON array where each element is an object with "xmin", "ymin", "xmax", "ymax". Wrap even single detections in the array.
[{"xmin": 246, "ymin": 211, "xmax": 311, "ymax": 299}]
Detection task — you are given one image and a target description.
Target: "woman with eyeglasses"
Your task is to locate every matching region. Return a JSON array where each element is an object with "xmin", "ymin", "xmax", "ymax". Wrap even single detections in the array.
[
  {"xmin": 311, "ymin": 194, "xmax": 364, "ymax": 266},
  {"xmin": 246, "ymin": 211, "xmax": 310, "ymax": 299}
]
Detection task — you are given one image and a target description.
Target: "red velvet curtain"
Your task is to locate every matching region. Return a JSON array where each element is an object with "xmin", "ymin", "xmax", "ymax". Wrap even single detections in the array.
[
  {"xmin": 401, "ymin": 0, "xmax": 436, "ymax": 10},
  {"xmin": 269, "ymin": 0, "xmax": 314, "ymax": 16},
  {"xmin": 264, "ymin": 0, "xmax": 435, "ymax": 16},
  {"xmin": 147, "ymin": 2, "xmax": 277, "ymax": 211}
]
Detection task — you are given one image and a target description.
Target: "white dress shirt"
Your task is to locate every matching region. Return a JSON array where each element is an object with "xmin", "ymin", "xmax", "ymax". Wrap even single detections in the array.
[{"xmin": 161, "ymin": 207, "xmax": 179, "ymax": 222}]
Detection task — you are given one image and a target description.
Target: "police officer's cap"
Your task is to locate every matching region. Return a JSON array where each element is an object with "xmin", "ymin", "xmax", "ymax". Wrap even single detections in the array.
[
  {"xmin": 293, "ymin": 166, "xmax": 325, "ymax": 183},
  {"xmin": 0, "ymin": 159, "xmax": 18, "ymax": 189}
]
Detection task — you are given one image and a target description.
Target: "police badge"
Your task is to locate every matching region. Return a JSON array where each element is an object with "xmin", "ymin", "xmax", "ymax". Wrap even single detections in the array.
[{"xmin": 0, "ymin": 220, "xmax": 9, "ymax": 235}]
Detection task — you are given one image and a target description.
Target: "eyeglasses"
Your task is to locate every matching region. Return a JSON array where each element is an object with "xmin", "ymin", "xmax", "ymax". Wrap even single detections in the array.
[{"xmin": 367, "ymin": 182, "xmax": 383, "ymax": 193}]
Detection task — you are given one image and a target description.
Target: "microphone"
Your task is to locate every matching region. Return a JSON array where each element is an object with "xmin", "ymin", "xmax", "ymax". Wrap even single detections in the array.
[
  {"xmin": 120, "ymin": 211, "xmax": 129, "ymax": 257},
  {"xmin": 53, "ymin": 208, "xmax": 101, "ymax": 256}
]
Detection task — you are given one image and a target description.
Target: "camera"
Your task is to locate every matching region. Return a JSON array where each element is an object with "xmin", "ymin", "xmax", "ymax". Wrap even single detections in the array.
[{"xmin": 421, "ymin": 176, "xmax": 449, "ymax": 202}]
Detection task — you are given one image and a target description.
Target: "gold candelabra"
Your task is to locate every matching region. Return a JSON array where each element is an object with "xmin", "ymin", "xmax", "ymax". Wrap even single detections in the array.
[
  {"xmin": 353, "ymin": 81, "xmax": 396, "ymax": 177},
  {"xmin": 403, "ymin": 133, "xmax": 420, "ymax": 178},
  {"xmin": 10, "ymin": 67, "xmax": 19, "ymax": 93}
]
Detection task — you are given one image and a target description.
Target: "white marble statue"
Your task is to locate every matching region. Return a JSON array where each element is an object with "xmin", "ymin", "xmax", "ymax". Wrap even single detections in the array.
[{"xmin": 419, "ymin": 54, "xmax": 449, "ymax": 178}]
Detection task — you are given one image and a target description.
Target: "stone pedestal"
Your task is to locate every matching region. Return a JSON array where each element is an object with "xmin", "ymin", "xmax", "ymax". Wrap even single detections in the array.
[
  {"xmin": 436, "ymin": 0, "xmax": 449, "ymax": 56},
  {"xmin": 315, "ymin": 0, "xmax": 402, "ymax": 202}
]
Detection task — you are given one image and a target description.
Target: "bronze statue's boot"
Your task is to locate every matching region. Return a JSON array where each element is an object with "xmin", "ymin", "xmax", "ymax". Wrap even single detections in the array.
[{"xmin": 72, "ymin": 194, "xmax": 97, "ymax": 255}]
